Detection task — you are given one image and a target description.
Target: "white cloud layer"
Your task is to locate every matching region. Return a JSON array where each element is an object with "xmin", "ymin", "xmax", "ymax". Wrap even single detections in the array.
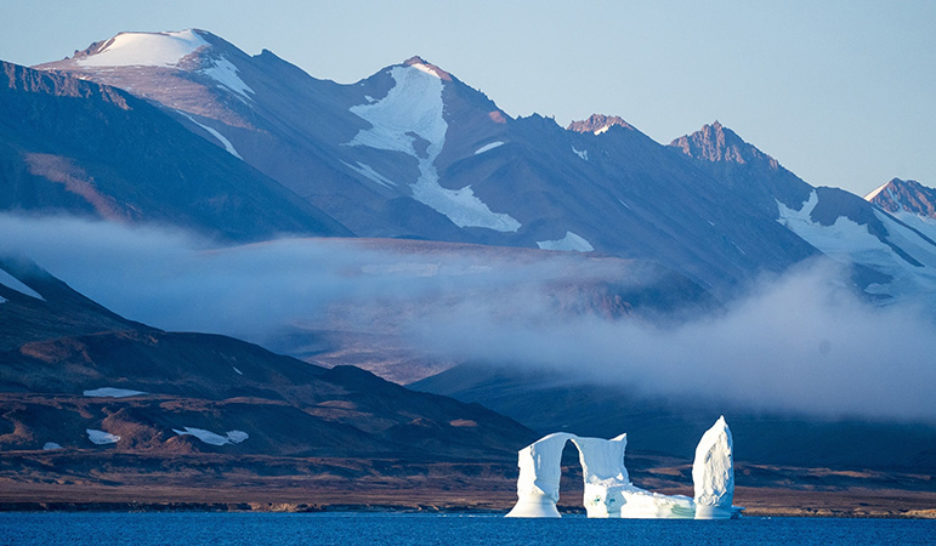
[{"xmin": 2, "ymin": 213, "xmax": 935, "ymax": 422}]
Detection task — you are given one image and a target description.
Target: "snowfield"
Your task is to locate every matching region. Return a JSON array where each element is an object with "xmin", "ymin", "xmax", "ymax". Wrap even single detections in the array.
[
  {"xmin": 777, "ymin": 190, "xmax": 936, "ymax": 301},
  {"xmin": 0, "ymin": 269, "xmax": 44, "ymax": 300},
  {"xmin": 172, "ymin": 427, "xmax": 249, "ymax": 446},
  {"xmin": 201, "ymin": 56, "xmax": 254, "ymax": 101},
  {"xmin": 83, "ymin": 387, "xmax": 146, "ymax": 398},
  {"xmin": 348, "ymin": 65, "xmax": 521, "ymax": 232},
  {"xmin": 536, "ymin": 231, "xmax": 594, "ymax": 252},
  {"xmin": 77, "ymin": 30, "xmax": 208, "ymax": 68},
  {"xmin": 343, "ymin": 161, "xmax": 396, "ymax": 189},
  {"xmin": 86, "ymin": 429, "xmax": 120, "ymax": 445},
  {"xmin": 474, "ymin": 141, "xmax": 504, "ymax": 155},
  {"xmin": 178, "ymin": 111, "xmax": 242, "ymax": 159}
]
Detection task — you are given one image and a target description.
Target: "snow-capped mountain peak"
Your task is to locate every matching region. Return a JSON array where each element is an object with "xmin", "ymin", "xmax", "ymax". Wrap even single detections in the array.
[
  {"xmin": 567, "ymin": 114, "xmax": 634, "ymax": 135},
  {"xmin": 865, "ymin": 178, "xmax": 936, "ymax": 242},
  {"xmin": 402, "ymin": 56, "xmax": 451, "ymax": 80},
  {"xmin": 865, "ymin": 178, "xmax": 936, "ymax": 219},
  {"xmin": 73, "ymin": 29, "xmax": 209, "ymax": 68}
]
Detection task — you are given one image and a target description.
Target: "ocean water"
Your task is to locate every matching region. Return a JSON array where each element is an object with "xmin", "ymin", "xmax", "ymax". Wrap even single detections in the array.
[{"xmin": 0, "ymin": 512, "xmax": 934, "ymax": 545}]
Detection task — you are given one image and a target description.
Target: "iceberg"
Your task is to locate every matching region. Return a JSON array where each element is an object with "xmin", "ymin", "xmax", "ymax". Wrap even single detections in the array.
[
  {"xmin": 505, "ymin": 432, "xmax": 571, "ymax": 517},
  {"xmin": 692, "ymin": 415, "xmax": 736, "ymax": 519},
  {"xmin": 506, "ymin": 416, "xmax": 741, "ymax": 519}
]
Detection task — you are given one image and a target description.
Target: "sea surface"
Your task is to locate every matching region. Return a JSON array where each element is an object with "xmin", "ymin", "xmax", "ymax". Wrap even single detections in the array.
[{"xmin": 1, "ymin": 512, "xmax": 934, "ymax": 545}]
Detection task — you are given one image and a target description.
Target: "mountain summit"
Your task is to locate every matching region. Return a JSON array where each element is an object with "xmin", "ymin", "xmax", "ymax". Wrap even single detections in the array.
[
  {"xmin": 671, "ymin": 121, "xmax": 780, "ymax": 168},
  {"xmin": 567, "ymin": 114, "xmax": 634, "ymax": 135},
  {"xmin": 865, "ymin": 178, "xmax": 936, "ymax": 220}
]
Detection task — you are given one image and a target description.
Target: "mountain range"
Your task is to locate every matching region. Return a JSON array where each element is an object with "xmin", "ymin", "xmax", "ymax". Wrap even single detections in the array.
[
  {"xmin": 23, "ymin": 29, "xmax": 936, "ymax": 303},
  {"xmin": 2, "ymin": 28, "xmax": 936, "ymax": 507}
]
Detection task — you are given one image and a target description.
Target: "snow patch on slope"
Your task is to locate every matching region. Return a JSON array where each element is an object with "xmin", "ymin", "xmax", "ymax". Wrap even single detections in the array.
[
  {"xmin": 891, "ymin": 210, "xmax": 936, "ymax": 243},
  {"xmin": 348, "ymin": 65, "xmax": 521, "ymax": 232},
  {"xmin": 572, "ymin": 146, "xmax": 589, "ymax": 161},
  {"xmin": 173, "ymin": 427, "xmax": 248, "ymax": 446},
  {"xmin": 43, "ymin": 442, "xmax": 62, "ymax": 451},
  {"xmin": 537, "ymin": 231, "xmax": 594, "ymax": 252},
  {"xmin": 177, "ymin": 111, "xmax": 242, "ymax": 159},
  {"xmin": 343, "ymin": 161, "xmax": 396, "ymax": 189},
  {"xmin": 410, "ymin": 61, "xmax": 444, "ymax": 79},
  {"xmin": 777, "ymin": 190, "xmax": 936, "ymax": 301},
  {"xmin": 864, "ymin": 181, "xmax": 891, "ymax": 202},
  {"xmin": 86, "ymin": 429, "xmax": 120, "ymax": 445},
  {"xmin": 201, "ymin": 56, "xmax": 254, "ymax": 101},
  {"xmin": 474, "ymin": 141, "xmax": 504, "ymax": 155},
  {"xmin": 83, "ymin": 387, "xmax": 146, "ymax": 398},
  {"xmin": 0, "ymin": 268, "xmax": 44, "ymax": 300},
  {"xmin": 77, "ymin": 30, "xmax": 207, "ymax": 68}
]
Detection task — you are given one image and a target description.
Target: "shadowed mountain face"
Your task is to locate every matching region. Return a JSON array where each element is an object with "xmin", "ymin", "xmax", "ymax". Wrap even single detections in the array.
[
  {"xmin": 0, "ymin": 61, "xmax": 349, "ymax": 242},
  {"xmin": 0, "ymin": 258, "xmax": 535, "ymax": 459},
  {"xmin": 411, "ymin": 364, "xmax": 936, "ymax": 471}
]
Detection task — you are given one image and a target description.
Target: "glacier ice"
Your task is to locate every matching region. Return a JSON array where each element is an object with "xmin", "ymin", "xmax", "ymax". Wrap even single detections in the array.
[{"xmin": 506, "ymin": 417, "xmax": 741, "ymax": 519}]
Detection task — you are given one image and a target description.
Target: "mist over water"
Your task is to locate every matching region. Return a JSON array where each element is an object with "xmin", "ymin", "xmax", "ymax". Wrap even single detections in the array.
[{"xmin": 3, "ymin": 214, "xmax": 935, "ymax": 422}]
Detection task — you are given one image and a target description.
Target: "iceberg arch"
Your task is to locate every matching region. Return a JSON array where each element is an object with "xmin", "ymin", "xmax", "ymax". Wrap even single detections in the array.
[{"xmin": 505, "ymin": 416, "xmax": 741, "ymax": 519}]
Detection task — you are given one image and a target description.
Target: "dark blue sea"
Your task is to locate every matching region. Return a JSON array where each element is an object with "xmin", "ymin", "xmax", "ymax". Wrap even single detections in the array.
[{"xmin": 1, "ymin": 512, "xmax": 934, "ymax": 545}]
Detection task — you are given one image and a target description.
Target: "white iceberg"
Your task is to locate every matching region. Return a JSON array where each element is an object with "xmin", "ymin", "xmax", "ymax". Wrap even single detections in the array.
[
  {"xmin": 506, "ymin": 416, "xmax": 741, "ymax": 519},
  {"xmin": 692, "ymin": 415, "xmax": 736, "ymax": 519},
  {"xmin": 505, "ymin": 432, "xmax": 571, "ymax": 518}
]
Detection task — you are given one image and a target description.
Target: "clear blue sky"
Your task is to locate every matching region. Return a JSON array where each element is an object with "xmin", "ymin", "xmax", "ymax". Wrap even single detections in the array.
[{"xmin": 2, "ymin": 0, "xmax": 934, "ymax": 196}]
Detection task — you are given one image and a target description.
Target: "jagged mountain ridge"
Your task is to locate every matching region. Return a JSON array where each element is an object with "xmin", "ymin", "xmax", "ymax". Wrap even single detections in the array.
[
  {"xmin": 867, "ymin": 178, "xmax": 936, "ymax": 219},
  {"xmin": 670, "ymin": 122, "xmax": 936, "ymax": 304},
  {"xmin": 865, "ymin": 178, "xmax": 936, "ymax": 242}
]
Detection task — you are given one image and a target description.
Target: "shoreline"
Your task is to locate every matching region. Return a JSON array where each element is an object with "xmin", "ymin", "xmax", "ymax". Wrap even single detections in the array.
[{"xmin": 1, "ymin": 501, "xmax": 933, "ymax": 519}]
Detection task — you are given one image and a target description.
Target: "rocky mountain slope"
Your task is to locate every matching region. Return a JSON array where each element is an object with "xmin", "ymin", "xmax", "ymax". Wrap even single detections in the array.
[
  {"xmin": 27, "ymin": 29, "xmax": 936, "ymax": 303},
  {"xmin": 0, "ymin": 60, "xmax": 349, "ymax": 241},
  {"xmin": 866, "ymin": 178, "xmax": 936, "ymax": 241},
  {"xmin": 671, "ymin": 122, "xmax": 936, "ymax": 304},
  {"xmin": 35, "ymin": 30, "xmax": 822, "ymax": 295},
  {"xmin": 0, "ymin": 257, "xmax": 534, "ymax": 459}
]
